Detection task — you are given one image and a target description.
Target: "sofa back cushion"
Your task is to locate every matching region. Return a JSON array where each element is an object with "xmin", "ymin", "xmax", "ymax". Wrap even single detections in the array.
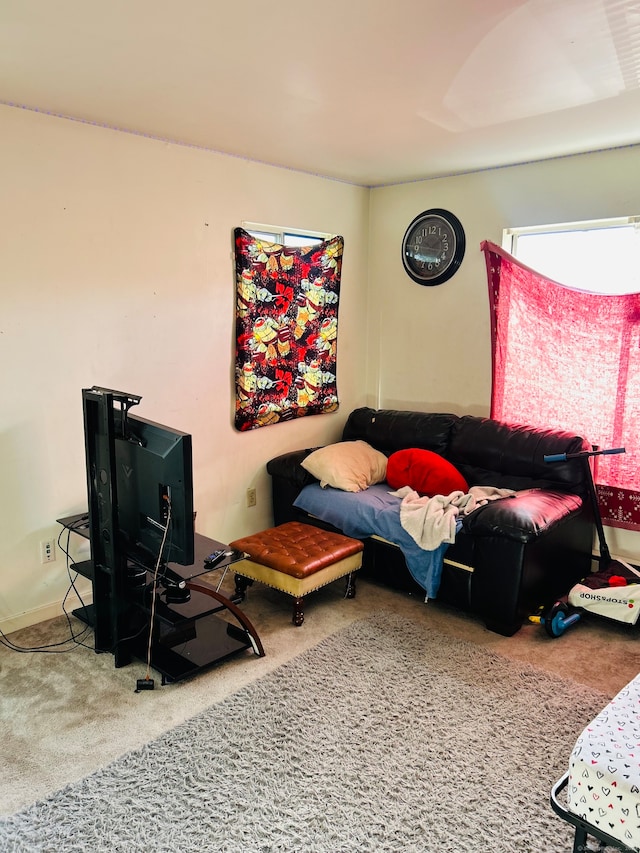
[
  {"xmin": 342, "ymin": 407, "xmax": 457, "ymax": 456},
  {"xmin": 341, "ymin": 408, "xmax": 591, "ymax": 499},
  {"xmin": 448, "ymin": 416, "xmax": 591, "ymax": 496}
]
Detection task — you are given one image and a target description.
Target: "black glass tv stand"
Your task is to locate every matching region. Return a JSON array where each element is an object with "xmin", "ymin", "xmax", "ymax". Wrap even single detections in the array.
[{"xmin": 57, "ymin": 514, "xmax": 265, "ymax": 684}]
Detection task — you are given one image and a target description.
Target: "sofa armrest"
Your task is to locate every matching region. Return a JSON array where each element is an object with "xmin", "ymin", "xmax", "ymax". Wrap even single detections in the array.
[
  {"xmin": 267, "ymin": 449, "xmax": 323, "ymax": 525},
  {"xmin": 266, "ymin": 449, "xmax": 320, "ymax": 489},
  {"xmin": 462, "ymin": 489, "xmax": 584, "ymax": 543}
]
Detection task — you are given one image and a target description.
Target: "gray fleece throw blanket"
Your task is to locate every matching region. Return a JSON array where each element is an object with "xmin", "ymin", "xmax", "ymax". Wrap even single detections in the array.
[{"xmin": 390, "ymin": 485, "xmax": 515, "ymax": 551}]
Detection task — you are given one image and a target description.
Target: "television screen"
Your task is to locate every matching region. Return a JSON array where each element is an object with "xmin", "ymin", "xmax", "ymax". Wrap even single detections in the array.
[{"xmin": 115, "ymin": 414, "xmax": 194, "ymax": 567}]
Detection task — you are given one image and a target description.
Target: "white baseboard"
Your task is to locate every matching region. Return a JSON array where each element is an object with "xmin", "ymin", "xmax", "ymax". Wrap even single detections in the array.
[
  {"xmin": 1, "ymin": 590, "xmax": 93, "ymax": 636},
  {"xmin": 592, "ymin": 550, "xmax": 639, "ymax": 570}
]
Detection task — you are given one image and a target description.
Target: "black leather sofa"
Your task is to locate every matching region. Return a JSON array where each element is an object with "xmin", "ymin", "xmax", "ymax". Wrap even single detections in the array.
[{"xmin": 266, "ymin": 407, "xmax": 594, "ymax": 636}]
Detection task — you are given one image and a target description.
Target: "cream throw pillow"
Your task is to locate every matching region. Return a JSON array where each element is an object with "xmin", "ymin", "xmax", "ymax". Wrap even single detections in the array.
[{"xmin": 301, "ymin": 440, "xmax": 388, "ymax": 492}]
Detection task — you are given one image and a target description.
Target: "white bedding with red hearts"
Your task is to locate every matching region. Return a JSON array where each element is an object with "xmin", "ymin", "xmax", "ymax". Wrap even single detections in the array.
[{"xmin": 568, "ymin": 674, "xmax": 640, "ymax": 850}]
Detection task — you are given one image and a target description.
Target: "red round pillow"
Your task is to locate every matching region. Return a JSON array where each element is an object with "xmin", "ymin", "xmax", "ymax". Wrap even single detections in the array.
[{"xmin": 386, "ymin": 448, "xmax": 469, "ymax": 497}]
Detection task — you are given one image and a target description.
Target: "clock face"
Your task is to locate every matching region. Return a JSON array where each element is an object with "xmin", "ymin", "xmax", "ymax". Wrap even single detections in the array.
[{"xmin": 401, "ymin": 209, "xmax": 466, "ymax": 285}]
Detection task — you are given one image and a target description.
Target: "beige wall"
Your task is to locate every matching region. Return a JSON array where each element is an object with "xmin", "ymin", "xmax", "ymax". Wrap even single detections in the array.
[
  {"xmin": 0, "ymin": 105, "xmax": 370, "ymax": 631},
  {"xmin": 2, "ymin": 103, "xmax": 639, "ymax": 632},
  {"xmin": 369, "ymin": 144, "xmax": 640, "ymax": 559}
]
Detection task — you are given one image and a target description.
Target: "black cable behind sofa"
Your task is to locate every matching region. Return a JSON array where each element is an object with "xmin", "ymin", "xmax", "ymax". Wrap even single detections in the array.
[{"xmin": 266, "ymin": 407, "xmax": 594, "ymax": 636}]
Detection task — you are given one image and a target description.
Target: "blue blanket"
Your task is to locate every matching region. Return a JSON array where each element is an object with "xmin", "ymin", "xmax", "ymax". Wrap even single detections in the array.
[{"xmin": 293, "ymin": 483, "xmax": 458, "ymax": 599}]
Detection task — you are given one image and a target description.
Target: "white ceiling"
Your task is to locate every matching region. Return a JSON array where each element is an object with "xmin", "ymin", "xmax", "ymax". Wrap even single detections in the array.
[{"xmin": 3, "ymin": 0, "xmax": 640, "ymax": 187}]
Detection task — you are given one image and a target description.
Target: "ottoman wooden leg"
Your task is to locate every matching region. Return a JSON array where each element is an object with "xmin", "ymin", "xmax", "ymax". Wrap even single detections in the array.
[
  {"xmin": 344, "ymin": 572, "xmax": 357, "ymax": 599},
  {"xmin": 292, "ymin": 597, "xmax": 305, "ymax": 627},
  {"xmin": 235, "ymin": 574, "xmax": 253, "ymax": 601}
]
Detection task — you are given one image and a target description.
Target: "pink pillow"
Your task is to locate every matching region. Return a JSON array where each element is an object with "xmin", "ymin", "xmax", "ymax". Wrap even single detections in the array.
[{"xmin": 386, "ymin": 448, "xmax": 468, "ymax": 497}]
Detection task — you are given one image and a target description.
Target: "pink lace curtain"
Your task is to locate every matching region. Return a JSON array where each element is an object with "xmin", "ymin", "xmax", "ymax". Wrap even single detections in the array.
[{"xmin": 482, "ymin": 240, "xmax": 640, "ymax": 531}]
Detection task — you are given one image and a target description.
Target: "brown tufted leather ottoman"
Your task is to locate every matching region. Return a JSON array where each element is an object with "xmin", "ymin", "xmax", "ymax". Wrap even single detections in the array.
[{"xmin": 229, "ymin": 521, "xmax": 363, "ymax": 626}]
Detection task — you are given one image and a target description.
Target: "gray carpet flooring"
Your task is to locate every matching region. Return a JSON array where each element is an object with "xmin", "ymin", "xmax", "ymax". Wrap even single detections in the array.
[{"xmin": 0, "ymin": 610, "xmax": 612, "ymax": 852}]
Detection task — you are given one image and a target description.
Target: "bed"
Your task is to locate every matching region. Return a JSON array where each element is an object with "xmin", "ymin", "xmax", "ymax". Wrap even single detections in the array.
[{"xmin": 551, "ymin": 674, "xmax": 640, "ymax": 852}]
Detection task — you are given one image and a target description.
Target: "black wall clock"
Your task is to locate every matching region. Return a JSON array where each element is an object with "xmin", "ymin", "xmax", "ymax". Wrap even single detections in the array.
[{"xmin": 401, "ymin": 208, "xmax": 466, "ymax": 286}]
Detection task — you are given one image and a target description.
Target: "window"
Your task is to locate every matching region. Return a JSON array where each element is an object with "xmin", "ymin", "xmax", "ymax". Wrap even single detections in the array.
[
  {"xmin": 504, "ymin": 217, "xmax": 640, "ymax": 294},
  {"xmin": 242, "ymin": 221, "xmax": 330, "ymax": 247},
  {"xmin": 484, "ymin": 218, "xmax": 640, "ymax": 531}
]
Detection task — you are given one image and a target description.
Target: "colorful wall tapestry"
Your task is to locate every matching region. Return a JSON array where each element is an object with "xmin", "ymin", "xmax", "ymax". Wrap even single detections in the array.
[{"xmin": 234, "ymin": 228, "xmax": 343, "ymax": 431}]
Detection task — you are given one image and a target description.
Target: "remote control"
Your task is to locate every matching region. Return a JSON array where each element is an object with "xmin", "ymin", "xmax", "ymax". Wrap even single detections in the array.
[{"xmin": 204, "ymin": 549, "xmax": 232, "ymax": 568}]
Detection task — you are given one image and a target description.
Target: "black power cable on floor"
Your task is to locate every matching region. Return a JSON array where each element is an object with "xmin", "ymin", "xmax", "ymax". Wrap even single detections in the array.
[{"xmin": 0, "ymin": 525, "xmax": 93, "ymax": 654}]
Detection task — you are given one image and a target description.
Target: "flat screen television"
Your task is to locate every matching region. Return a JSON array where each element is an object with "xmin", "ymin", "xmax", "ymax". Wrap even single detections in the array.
[
  {"xmin": 83, "ymin": 387, "xmax": 195, "ymax": 572},
  {"xmin": 114, "ymin": 413, "xmax": 195, "ymax": 568}
]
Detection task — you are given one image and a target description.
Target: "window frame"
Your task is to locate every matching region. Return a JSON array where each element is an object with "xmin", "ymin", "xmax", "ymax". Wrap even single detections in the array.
[
  {"xmin": 503, "ymin": 215, "xmax": 640, "ymax": 252},
  {"xmin": 502, "ymin": 215, "xmax": 640, "ymax": 297},
  {"xmin": 241, "ymin": 221, "xmax": 331, "ymax": 247}
]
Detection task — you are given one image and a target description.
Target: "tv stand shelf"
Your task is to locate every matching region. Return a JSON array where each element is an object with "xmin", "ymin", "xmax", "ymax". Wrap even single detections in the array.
[
  {"xmin": 58, "ymin": 513, "xmax": 265, "ymax": 683},
  {"xmin": 132, "ymin": 584, "xmax": 260, "ymax": 684}
]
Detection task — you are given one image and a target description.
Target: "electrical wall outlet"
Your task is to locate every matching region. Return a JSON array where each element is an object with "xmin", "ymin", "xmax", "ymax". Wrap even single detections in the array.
[
  {"xmin": 246, "ymin": 487, "xmax": 257, "ymax": 508},
  {"xmin": 40, "ymin": 539, "xmax": 56, "ymax": 564}
]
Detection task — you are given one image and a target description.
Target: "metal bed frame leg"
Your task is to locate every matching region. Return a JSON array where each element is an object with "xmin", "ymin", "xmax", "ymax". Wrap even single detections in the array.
[
  {"xmin": 551, "ymin": 774, "xmax": 635, "ymax": 853},
  {"xmin": 572, "ymin": 826, "xmax": 586, "ymax": 853}
]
